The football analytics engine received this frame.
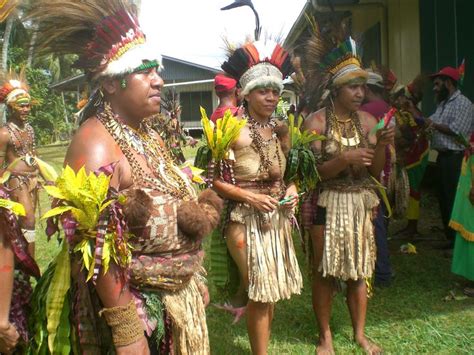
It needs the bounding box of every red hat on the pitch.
[430,66,460,82]
[214,74,237,92]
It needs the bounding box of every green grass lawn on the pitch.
[34,144,474,354]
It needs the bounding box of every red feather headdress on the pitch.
[27,0,162,80]
[222,39,293,95]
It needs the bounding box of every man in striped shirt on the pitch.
[426,66,473,249]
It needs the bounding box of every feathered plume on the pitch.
[0,0,18,22]
[406,74,428,104]
[222,39,293,81]
[302,14,361,110]
[377,65,398,92]
[26,0,139,77]
[0,68,30,105]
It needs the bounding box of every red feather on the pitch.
[243,43,260,66]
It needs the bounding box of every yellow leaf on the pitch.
[0,170,11,184]
[0,198,26,216]
[35,157,58,182]
[43,185,67,200]
[41,206,73,220]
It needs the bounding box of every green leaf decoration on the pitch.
[46,241,71,353]
[209,228,230,288]
[52,292,71,355]
[370,176,393,218]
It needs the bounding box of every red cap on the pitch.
[430,66,460,82]
[214,74,237,92]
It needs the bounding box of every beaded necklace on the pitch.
[246,114,282,177]
[327,109,366,152]
[6,121,36,159]
[97,103,194,200]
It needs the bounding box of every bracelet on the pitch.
[99,300,144,347]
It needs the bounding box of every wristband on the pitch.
[99,300,144,347]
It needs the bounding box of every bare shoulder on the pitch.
[357,110,378,133]
[303,108,326,132]
[64,117,122,172]
[0,126,10,145]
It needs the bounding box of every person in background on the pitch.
[450,133,474,296]
[360,69,390,119]
[391,75,430,239]
[0,69,41,355]
[426,66,473,250]
[360,69,393,287]
[210,73,240,123]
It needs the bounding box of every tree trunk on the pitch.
[27,29,37,67]
[1,16,14,71]
[0,16,14,124]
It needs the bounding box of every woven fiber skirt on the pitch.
[317,188,379,281]
[230,204,303,303]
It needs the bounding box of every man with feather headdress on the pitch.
[27,1,222,353]
[0,69,41,354]
[302,18,394,354]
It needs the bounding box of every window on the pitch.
[180,91,213,122]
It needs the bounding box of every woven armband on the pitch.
[99,300,144,347]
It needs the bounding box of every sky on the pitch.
[139,0,307,69]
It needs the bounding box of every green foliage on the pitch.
[285,114,325,191]
[275,97,290,119]
[26,68,73,145]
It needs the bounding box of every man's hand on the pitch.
[245,192,278,212]
[343,148,375,167]
[376,126,395,147]
[0,323,20,354]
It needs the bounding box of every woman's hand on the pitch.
[376,126,395,147]
[245,192,278,212]
[116,336,150,355]
[0,323,20,354]
[343,148,375,167]
[280,184,299,211]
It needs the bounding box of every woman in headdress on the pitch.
[211,38,303,354]
[28,1,222,353]
[302,20,394,354]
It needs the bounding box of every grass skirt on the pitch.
[318,189,379,281]
[230,205,303,303]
